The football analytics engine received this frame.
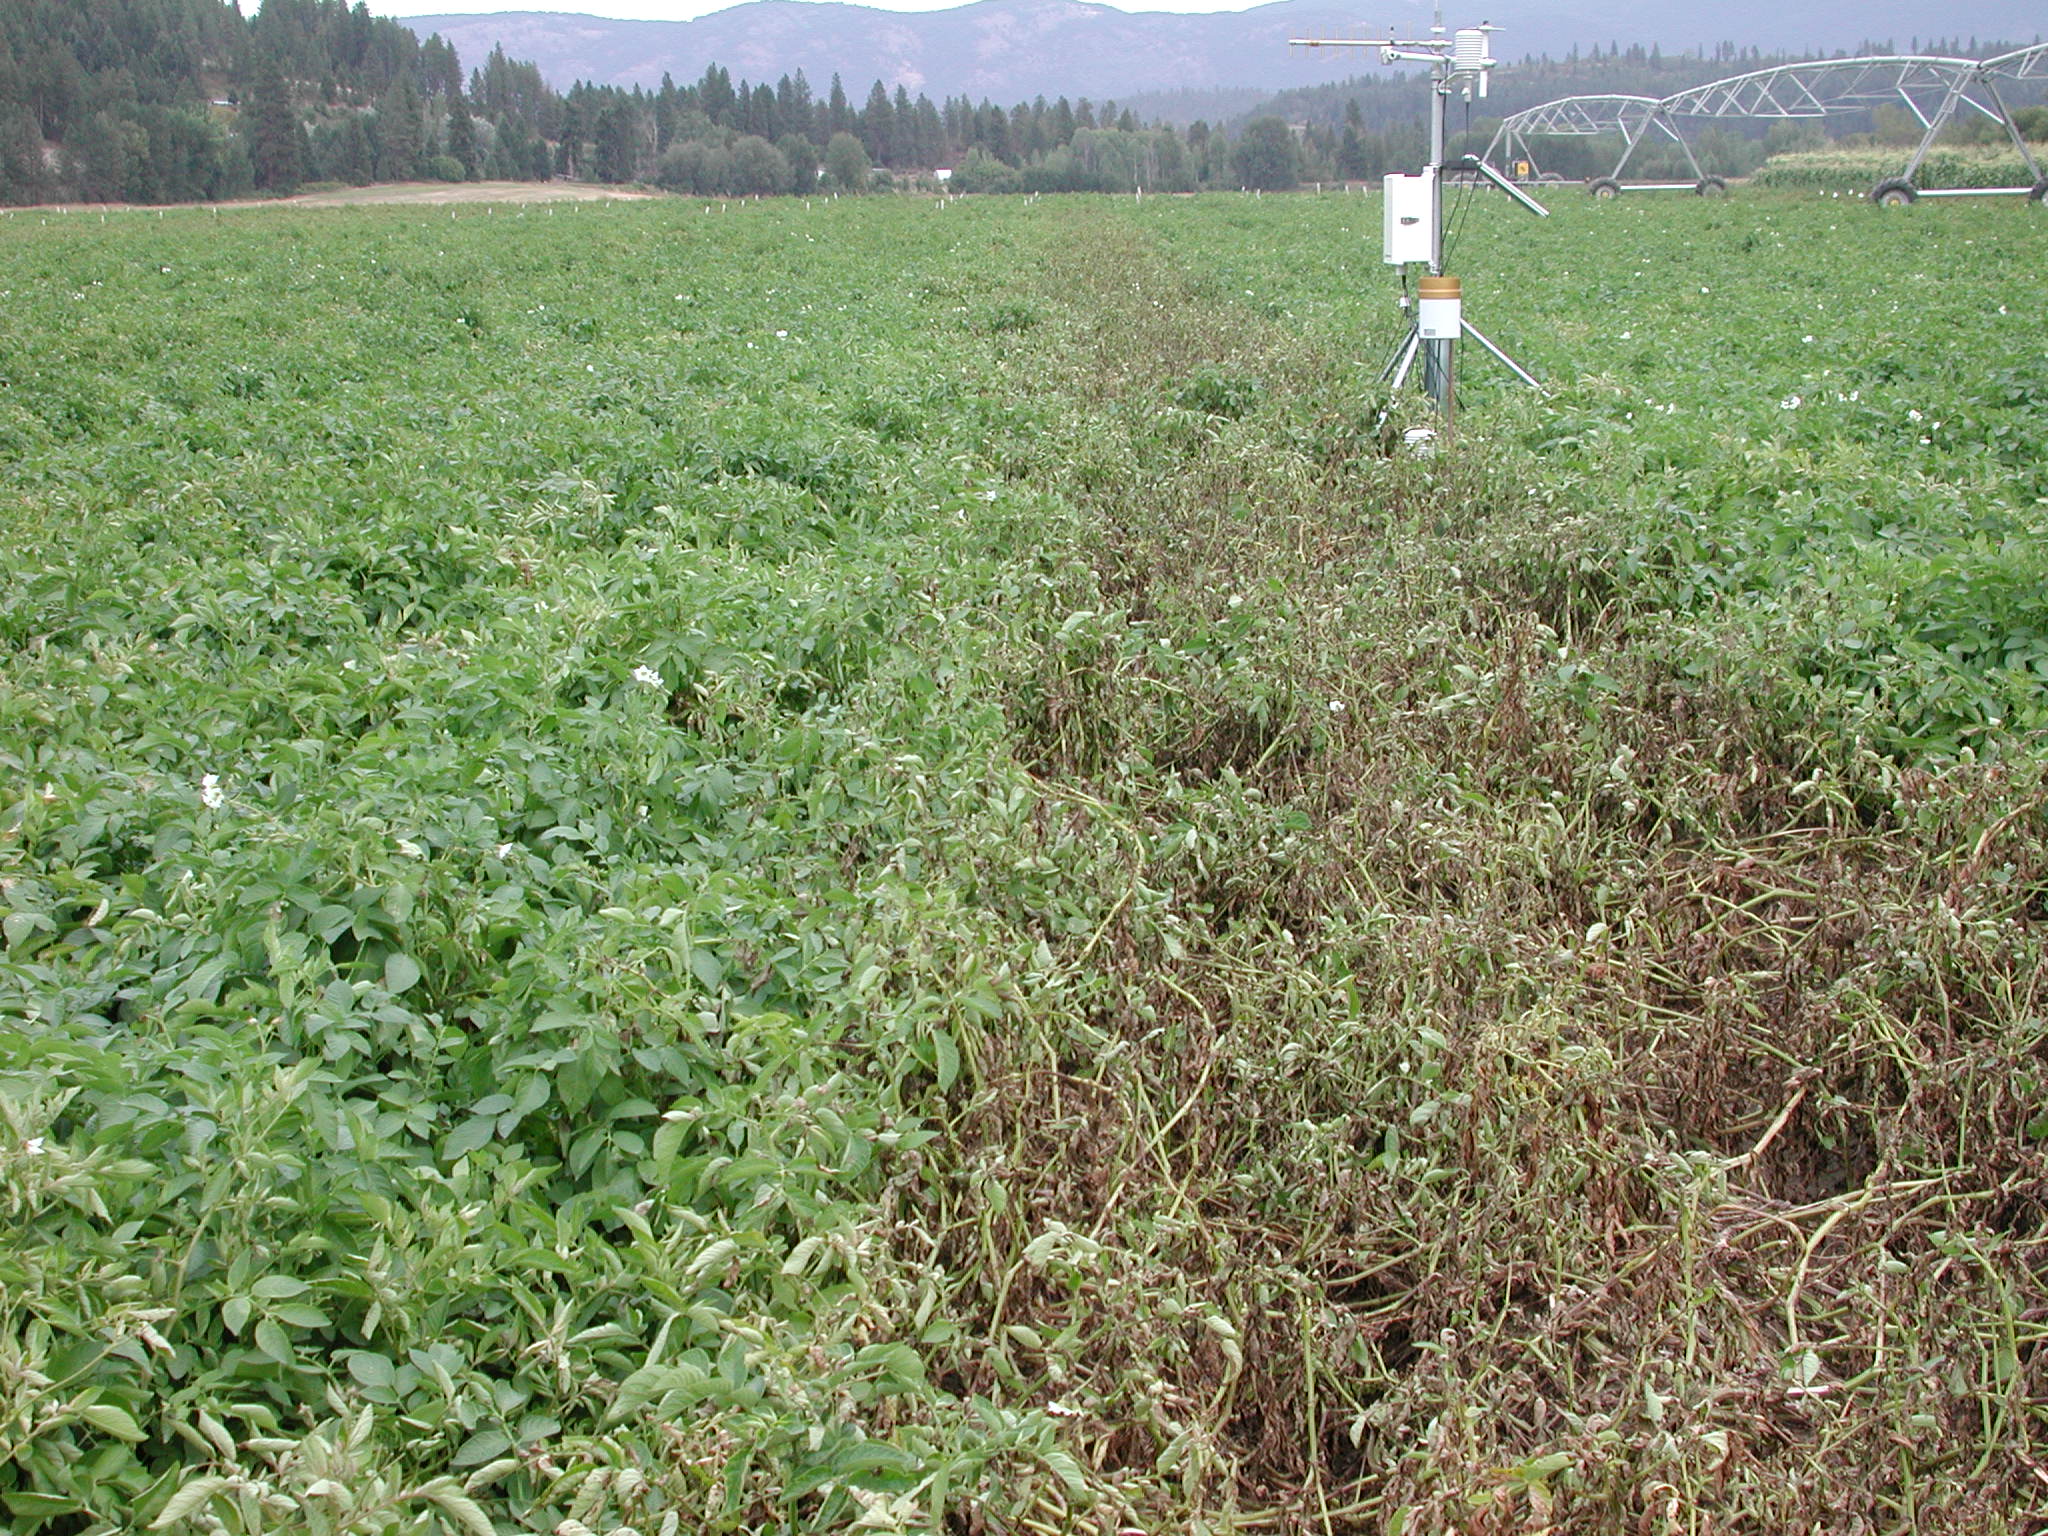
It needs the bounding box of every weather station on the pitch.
[1291,13,1548,426]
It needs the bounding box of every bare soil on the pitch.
[284,180,659,207]
[6,180,660,215]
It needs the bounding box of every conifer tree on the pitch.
[1337,98,1368,179]
[699,64,734,125]
[247,53,305,192]
[0,106,52,205]
[860,80,892,164]
[376,73,421,180]
[891,85,916,165]
[592,99,634,182]
[984,104,1012,164]
[915,97,944,166]
[777,72,812,142]
[445,91,478,178]
[555,93,587,177]
[64,112,130,201]
[336,112,373,184]
[654,73,679,150]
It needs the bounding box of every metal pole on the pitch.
[1428,61,1447,272]
[1666,113,1706,180]
[1981,77,2045,181]
[1460,319,1539,386]
[1422,335,1454,415]
[1902,83,1965,184]
[1422,60,1453,415]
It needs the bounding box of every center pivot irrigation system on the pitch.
[1485,45,2048,202]
[1291,16,1547,423]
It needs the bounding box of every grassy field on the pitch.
[2,188,2046,1535]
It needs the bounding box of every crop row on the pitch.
[4,188,2048,1533]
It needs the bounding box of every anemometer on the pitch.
[1292,12,1547,422]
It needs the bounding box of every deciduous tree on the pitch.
[824,129,868,191]
[1232,116,1299,190]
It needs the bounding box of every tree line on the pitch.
[490,67,1418,195]
[607,69,1263,195]
[5,1,2037,207]
[0,0,1331,208]
[0,0,506,203]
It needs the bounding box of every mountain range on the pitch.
[396,0,2044,101]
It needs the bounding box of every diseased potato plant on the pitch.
[1,189,2044,1535]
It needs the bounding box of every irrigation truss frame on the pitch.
[1484,43,2048,202]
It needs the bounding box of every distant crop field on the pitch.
[1752,146,2045,193]
[3,190,2046,1535]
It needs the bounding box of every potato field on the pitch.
[2,188,2046,1535]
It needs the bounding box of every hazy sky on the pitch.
[372,0,1272,18]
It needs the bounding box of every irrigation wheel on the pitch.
[1587,177,1622,199]
[1694,175,1728,196]
[2030,179,2048,205]
[1872,179,1919,206]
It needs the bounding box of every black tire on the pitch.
[1587,177,1622,200]
[1694,175,1728,196]
[1872,179,1918,206]
[2029,179,2048,204]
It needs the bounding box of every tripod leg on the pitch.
[1460,319,1540,387]
[1385,328,1421,390]
[1380,327,1416,384]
